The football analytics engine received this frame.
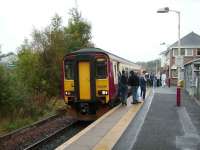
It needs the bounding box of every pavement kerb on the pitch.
[93,88,152,150]
[55,103,121,150]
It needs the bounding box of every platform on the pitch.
[114,87,200,150]
[56,89,152,150]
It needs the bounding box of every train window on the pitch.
[65,61,74,80]
[96,58,107,79]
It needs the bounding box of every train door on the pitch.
[78,61,91,100]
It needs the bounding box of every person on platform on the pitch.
[140,71,147,100]
[119,70,128,105]
[117,71,122,98]
[161,72,167,87]
[128,71,140,104]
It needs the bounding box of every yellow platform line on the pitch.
[56,104,121,150]
[93,89,152,150]
[93,103,143,150]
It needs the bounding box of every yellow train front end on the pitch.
[63,50,110,120]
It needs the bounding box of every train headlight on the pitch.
[98,90,108,95]
[65,91,73,96]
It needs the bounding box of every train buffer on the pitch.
[56,87,200,150]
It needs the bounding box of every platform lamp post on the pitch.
[157,7,182,82]
[157,7,182,106]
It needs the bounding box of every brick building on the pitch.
[160,32,200,85]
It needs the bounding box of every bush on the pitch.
[0,65,13,117]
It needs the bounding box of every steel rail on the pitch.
[0,114,60,141]
[24,121,78,150]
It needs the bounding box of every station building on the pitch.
[160,32,200,85]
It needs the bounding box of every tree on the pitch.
[36,10,93,97]
[64,8,93,52]
[0,65,12,117]
[136,59,161,73]
[36,14,65,97]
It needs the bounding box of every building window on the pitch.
[173,48,186,56]
[173,48,178,56]
[185,48,193,56]
[180,48,185,56]
[197,48,200,56]
[171,69,178,78]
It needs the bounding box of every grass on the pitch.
[0,98,66,135]
[2,118,35,132]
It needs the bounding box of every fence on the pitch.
[184,59,200,100]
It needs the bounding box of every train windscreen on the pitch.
[96,58,107,79]
[65,61,74,80]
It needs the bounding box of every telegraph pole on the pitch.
[75,0,78,10]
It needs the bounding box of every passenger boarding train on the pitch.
[62,48,141,120]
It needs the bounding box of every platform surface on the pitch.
[56,90,150,150]
[114,87,200,150]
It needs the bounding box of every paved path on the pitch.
[114,87,200,150]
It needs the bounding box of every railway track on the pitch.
[24,121,91,150]
[0,112,79,150]
[24,120,77,150]
[0,114,59,141]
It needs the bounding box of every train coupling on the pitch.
[80,103,89,115]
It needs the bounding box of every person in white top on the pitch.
[161,73,166,87]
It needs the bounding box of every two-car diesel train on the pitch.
[62,48,141,120]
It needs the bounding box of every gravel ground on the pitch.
[36,121,91,150]
[0,115,75,150]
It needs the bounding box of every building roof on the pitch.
[159,49,169,55]
[169,32,200,48]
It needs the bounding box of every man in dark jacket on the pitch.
[128,71,140,104]
[120,70,128,105]
[140,72,147,100]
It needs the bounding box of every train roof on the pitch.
[66,48,141,70]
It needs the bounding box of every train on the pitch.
[62,48,141,120]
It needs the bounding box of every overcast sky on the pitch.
[0,0,200,62]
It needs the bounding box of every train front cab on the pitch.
[63,52,111,119]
